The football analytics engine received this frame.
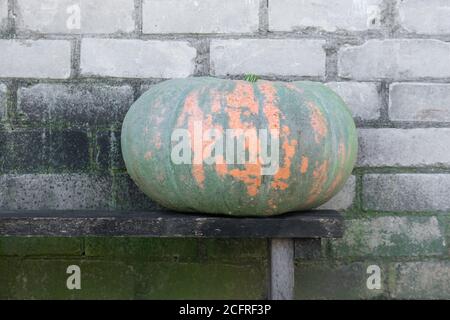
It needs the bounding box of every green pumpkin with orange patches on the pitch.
[121,77,357,216]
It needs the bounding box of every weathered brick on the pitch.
[135,261,267,299]
[269,0,382,32]
[210,39,326,77]
[17,83,134,126]
[0,83,6,121]
[0,237,82,256]
[0,174,112,210]
[319,175,355,210]
[358,128,450,167]
[110,130,124,169]
[0,0,7,32]
[438,215,450,252]
[0,258,21,299]
[142,0,259,34]
[3,259,135,299]
[0,40,71,79]
[0,129,89,172]
[329,216,446,258]
[0,258,266,299]
[202,239,267,262]
[95,131,112,170]
[326,82,381,120]
[0,129,46,172]
[80,39,196,78]
[392,261,450,299]
[389,83,450,122]
[85,238,199,261]
[363,174,450,211]
[95,130,124,170]
[338,39,450,80]
[85,238,266,263]
[113,173,163,211]
[398,0,450,35]
[47,129,89,170]
[295,261,387,299]
[16,0,134,34]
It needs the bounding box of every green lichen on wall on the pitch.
[0,238,268,299]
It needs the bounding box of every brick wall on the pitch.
[0,0,450,299]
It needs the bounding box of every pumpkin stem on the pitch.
[244,74,259,83]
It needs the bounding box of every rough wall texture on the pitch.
[0,0,449,299]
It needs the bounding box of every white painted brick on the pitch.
[327,82,381,120]
[0,174,112,210]
[358,128,450,167]
[80,39,196,78]
[269,0,382,32]
[15,0,135,34]
[211,39,326,77]
[319,175,355,210]
[399,0,450,35]
[338,39,450,80]
[390,83,450,122]
[0,0,7,31]
[0,40,71,79]
[363,174,450,211]
[143,0,259,34]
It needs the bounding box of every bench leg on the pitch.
[269,238,294,300]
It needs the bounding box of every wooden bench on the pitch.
[0,209,343,300]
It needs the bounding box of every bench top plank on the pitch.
[0,210,343,238]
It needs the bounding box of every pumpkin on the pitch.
[121,77,357,216]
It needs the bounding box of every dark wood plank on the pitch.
[0,210,343,238]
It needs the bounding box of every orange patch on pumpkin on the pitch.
[272,180,289,190]
[218,82,263,196]
[210,90,222,113]
[259,82,281,130]
[258,83,297,191]
[177,92,206,188]
[309,102,328,144]
[306,160,329,205]
[192,164,205,188]
[177,92,204,127]
[229,164,261,197]
[215,155,228,177]
[271,126,297,191]
[225,82,258,130]
[300,156,309,174]
[226,81,259,114]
